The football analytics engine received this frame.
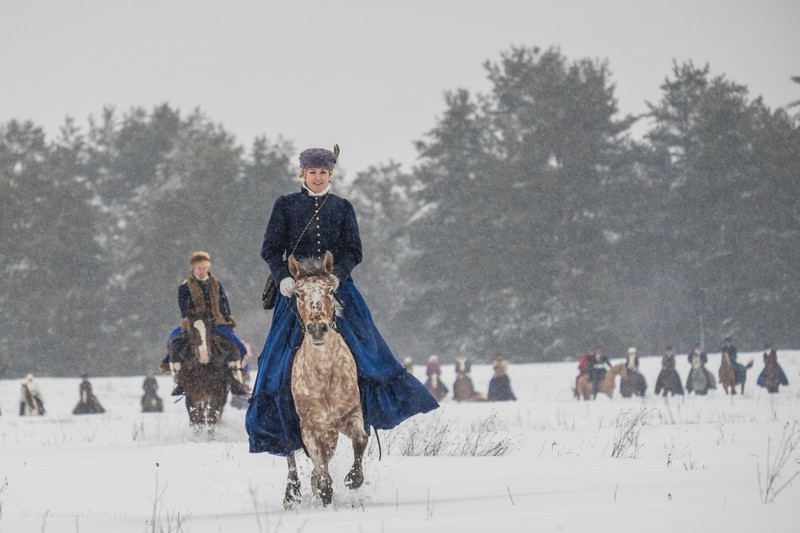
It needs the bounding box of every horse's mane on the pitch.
[292,255,342,316]
[292,256,337,281]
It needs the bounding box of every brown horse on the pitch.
[757,349,789,393]
[719,350,753,395]
[453,373,486,402]
[176,318,234,432]
[655,370,683,397]
[283,252,367,509]
[575,363,628,400]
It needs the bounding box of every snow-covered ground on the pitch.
[1,350,798,533]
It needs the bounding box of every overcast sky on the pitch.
[1,0,798,175]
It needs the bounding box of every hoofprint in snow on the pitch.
[1,351,798,533]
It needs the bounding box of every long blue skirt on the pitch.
[246,279,438,456]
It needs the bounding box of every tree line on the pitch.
[1,46,798,376]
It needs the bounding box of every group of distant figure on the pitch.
[574,338,789,400]
[8,339,789,416]
[11,369,254,417]
[15,373,108,416]
[12,372,184,417]
[416,352,517,402]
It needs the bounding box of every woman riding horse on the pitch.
[72,373,105,415]
[246,146,439,459]
[620,346,647,398]
[721,337,748,388]
[686,344,716,395]
[163,251,249,396]
[654,346,684,396]
[453,353,481,401]
[425,354,448,401]
[587,348,612,396]
[756,343,789,393]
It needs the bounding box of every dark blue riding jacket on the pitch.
[261,188,362,284]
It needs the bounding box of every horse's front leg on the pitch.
[303,429,335,506]
[283,453,302,510]
[343,415,368,490]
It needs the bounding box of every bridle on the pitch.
[289,273,342,334]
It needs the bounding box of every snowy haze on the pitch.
[1,0,799,174]
[1,350,798,532]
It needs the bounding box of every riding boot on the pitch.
[170,362,184,396]
[228,361,249,396]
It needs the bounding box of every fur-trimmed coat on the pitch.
[178,274,233,327]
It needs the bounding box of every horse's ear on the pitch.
[322,251,334,274]
[288,255,300,279]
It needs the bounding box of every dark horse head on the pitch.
[288,251,341,346]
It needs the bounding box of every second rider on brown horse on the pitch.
[162,251,249,396]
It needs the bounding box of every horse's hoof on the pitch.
[284,482,301,509]
[320,489,333,507]
[344,468,364,489]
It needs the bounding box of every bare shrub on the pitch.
[368,412,519,457]
[147,463,191,533]
[757,420,800,504]
[610,407,649,458]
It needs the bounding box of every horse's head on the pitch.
[288,251,340,345]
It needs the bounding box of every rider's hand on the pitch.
[279,277,295,297]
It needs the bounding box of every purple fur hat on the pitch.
[299,146,339,170]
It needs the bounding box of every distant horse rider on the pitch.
[19,374,45,416]
[72,373,105,415]
[588,347,612,395]
[162,251,249,396]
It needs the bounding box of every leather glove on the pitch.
[279,277,296,297]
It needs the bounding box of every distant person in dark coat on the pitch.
[73,374,105,415]
[655,346,684,396]
[141,372,163,412]
[487,353,517,401]
[424,354,449,401]
[756,344,789,393]
[588,348,612,395]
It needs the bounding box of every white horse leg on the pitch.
[283,453,301,510]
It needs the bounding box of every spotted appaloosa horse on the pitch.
[283,252,368,509]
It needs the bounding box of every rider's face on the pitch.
[303,168,331,194]
[192,262,210,280]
